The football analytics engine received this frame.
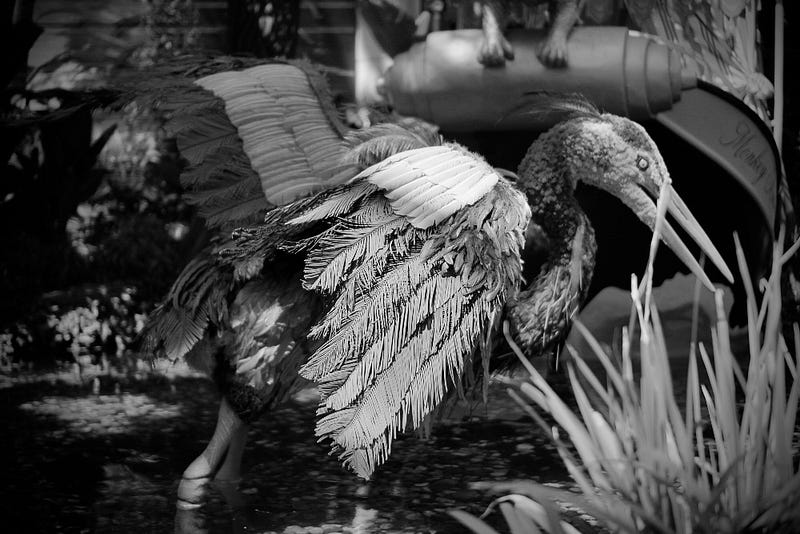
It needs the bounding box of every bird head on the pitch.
[519,110,733,291]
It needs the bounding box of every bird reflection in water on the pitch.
[174,481,378,534]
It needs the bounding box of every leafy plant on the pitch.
[453,184,800,533]
[1,283,148,370]
[0,0,202,374]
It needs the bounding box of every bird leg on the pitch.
[177,398,244,509]
[214,422,247,483]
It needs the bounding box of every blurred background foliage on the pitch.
[2,0,309,374]
[1,0,203,373]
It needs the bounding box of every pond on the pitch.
[5,348,789,534]
[2,368,587,534]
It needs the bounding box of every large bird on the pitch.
[137,59,732,509]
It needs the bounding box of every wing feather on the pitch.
[288,162,531,478]
[139,247,234,361]
[140,60,448,365]
[195,64,355,207]
[361,145,500,229]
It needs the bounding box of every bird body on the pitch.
[507,207,595,357]
[135,59,731,508]
[215,266,321,420]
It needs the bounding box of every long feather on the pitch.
[293,166,530,478]
[139,248,233,362]
[195,64,355,206]
[362,144,501,229]
[138,60,452,377]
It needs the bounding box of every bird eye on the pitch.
[636,156,649,171]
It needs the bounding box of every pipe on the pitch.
[379,27,695,131]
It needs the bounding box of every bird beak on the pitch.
[617,180,734,291]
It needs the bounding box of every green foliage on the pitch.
[455,190,800,532]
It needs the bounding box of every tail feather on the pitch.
[344,120,442,169]
[139,249,233,362]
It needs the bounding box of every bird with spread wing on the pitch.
[135,59,733,509]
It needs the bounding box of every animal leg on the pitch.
[177,398,244,509]
[215,423,248,483]
[479,0,514,66]
[536,0,578,68]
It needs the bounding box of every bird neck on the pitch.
[507,206,596,359]
[508,132,598,358]
[515,127,583,235]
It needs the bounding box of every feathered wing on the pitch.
[239,144,532,478]
[151,59,355,230]
[138,60,358,361]
[140,244,233,360]
[193,63,355,211]
[218,121,444,283]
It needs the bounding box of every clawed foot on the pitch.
[537,33,568,68]
[478,34,514,67]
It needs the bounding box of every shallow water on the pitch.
[2,372,579,534]
[3,354,795,534]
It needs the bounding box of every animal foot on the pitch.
[537,34,568,68]
[478,35,514,67]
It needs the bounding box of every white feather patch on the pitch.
[359,145,499,229]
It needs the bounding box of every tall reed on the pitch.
[453,182,800,533]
